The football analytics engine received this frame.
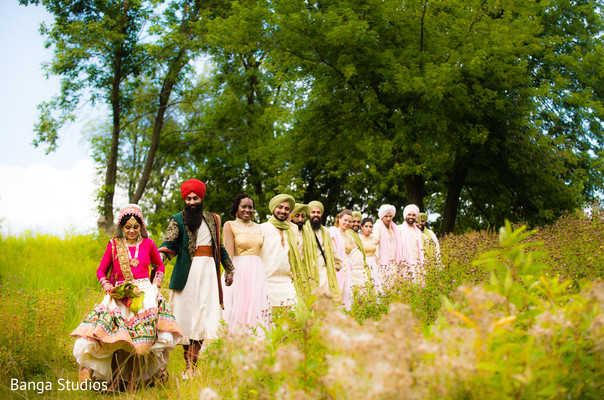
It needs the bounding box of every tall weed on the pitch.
[195,222,603,399]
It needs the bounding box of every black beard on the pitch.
[295,220,305,230]
[352,226,360,232]
[310,218,322,230]
[184,202,204,232]
[274,212,288,222]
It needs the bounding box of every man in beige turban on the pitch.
[301,201,343,303]
[291,203,309,231]
[351,211,363,233]
[260,194,306,307]
[290,203,310,249]
[417,213,440,265]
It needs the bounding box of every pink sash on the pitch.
[376,219,403,265]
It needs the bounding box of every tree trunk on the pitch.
[130,50,187,203]
[101,4,128,235]
[130,0,202,204]
[440,157,468,235]
[404,174,425,212]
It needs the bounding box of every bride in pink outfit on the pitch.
[71,204,182,392]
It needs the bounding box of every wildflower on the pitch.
[272,344,303,374]
[199,387,220,400]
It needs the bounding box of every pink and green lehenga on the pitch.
[71,237,182,387]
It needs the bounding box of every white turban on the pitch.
[378,204,396,219]
[403,204,420,218]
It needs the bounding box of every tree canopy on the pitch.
[25,0,604,234]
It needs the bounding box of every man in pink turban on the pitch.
[159,179,234,379]
[372,204,404,288]
[398,204,424,282]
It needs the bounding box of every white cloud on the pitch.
[0,160,98,236]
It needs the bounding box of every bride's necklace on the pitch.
[123,238,140,267]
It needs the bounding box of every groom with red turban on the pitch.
[159,179,234,378]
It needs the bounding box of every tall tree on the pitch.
[24,0,229,233]
[129,0,220,204]
[22,0,153,233]
[179,0,295,221]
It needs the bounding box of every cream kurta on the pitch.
[344,232,367,285]
[169,220,221,343]
[290,222,304,254]
[310,228,344,291]
[421,228,441,263]
[260,222,297,307]
[314,229,330,290]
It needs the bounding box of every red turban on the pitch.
[180,179,206,200]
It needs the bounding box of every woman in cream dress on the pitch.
[222,194,270,337]
[360,217,382,293]
[329,210,371,308]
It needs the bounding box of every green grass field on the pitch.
[1,210,603,399]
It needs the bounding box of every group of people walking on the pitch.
[70,178,441,391]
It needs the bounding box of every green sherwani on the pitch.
[159,211,234,303]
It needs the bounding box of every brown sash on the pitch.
[194,245,213,257]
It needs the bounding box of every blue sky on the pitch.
[0,2,98,235]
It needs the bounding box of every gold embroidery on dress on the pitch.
[163,219,179,243]
[113,238,136,282]
[205,212,224,256]
[204,212,217,244]
[184,224,197,260]
[232,218,261,235]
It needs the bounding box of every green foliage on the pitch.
[0,233,104,292]
[2,213,604,399]
[23,0,604,234]
[21,0,153,151]
[199,302,330,398]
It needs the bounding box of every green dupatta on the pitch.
[302,220,342,303]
